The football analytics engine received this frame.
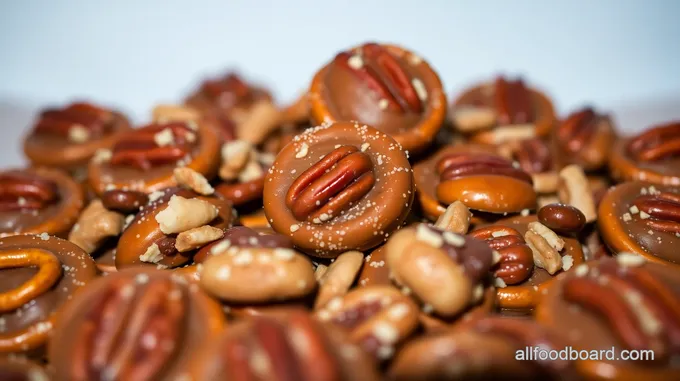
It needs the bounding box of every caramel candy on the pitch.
[536,256,680,380]
[88,118,220,196]
[0,234,97,354]
[554,107,616,171]
[49,268,225,381]
[264,121,414,257]
[309,42,446,154]
[389,316,575,381]
[0,167,84,237]
[192,309,381,380]
[598,181,680,267]
[450,75,557,144]
[610,121,680,185]
[23,101,131,171]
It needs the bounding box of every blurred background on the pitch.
[1,0,679,165]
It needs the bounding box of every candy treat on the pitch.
[610,121,680,185]
[536,255,680,380]
[449,75,557,145]
[6,38,680,380]
[264,121,414,257]
[0,234,97,355]
[309,42,447,154]
[598,181,680,267]
[23,101,132,172]
[0,167,84,237]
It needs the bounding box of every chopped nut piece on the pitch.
[173,167,214,195]
[491,125,536,144]
[68,200,125,254]
[139,243,162,264]
[558,165,597,223]
[68,125,90,143]
[236,100,281,145]
[154,128,175,147]
[175,225,224,252]
[434,201,471,234]
[155,195,218,234]
[415,224,443,248]
[525,230,562,275]
[616,252,646,267]
[451,105,497,132]
[314,251,364,309]
[527,221,565,251]
[238,159,264,183]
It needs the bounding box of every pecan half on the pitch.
[71,276,186,381]
[335,43,423,113]
[557,107,600,153]
[0,171,59,211]
[627,121,680,161]
[316,286,420,361]
[436,153,533,184]
[494,76,534,125]
[110,122,197,170]
[631,192,680,234]
[469,226,534,285]
[33,102,114,140]
[563,262,680,360]
[217,312,344,381]
[286,145,375,222]
[201,73,254,109]
[512,138,553,174]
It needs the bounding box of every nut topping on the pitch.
[33,102,114,140]
[110,122,197,170]
[316,286,419,360]
[335,43,423,113]
[524,222,564,275]
[627,121,680,162]
[434,201,472,234]
[558,107,601,153]
[537,203,586,234]
[494,76,534,126]
[558,165,597,223]
[512,138,553,174]
[631,192,680,234]
[436,153,533,184]
[70,276,186,381]
[286,145,375,222]
[469,226,534,285]
[0,171,59,211]
[562,261,680,359]
[155,195,219,234]
[68,200,125,254]
[314,250,365,309]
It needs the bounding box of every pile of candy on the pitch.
[1,41,679,381]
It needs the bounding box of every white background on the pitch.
[1,0,679,166]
